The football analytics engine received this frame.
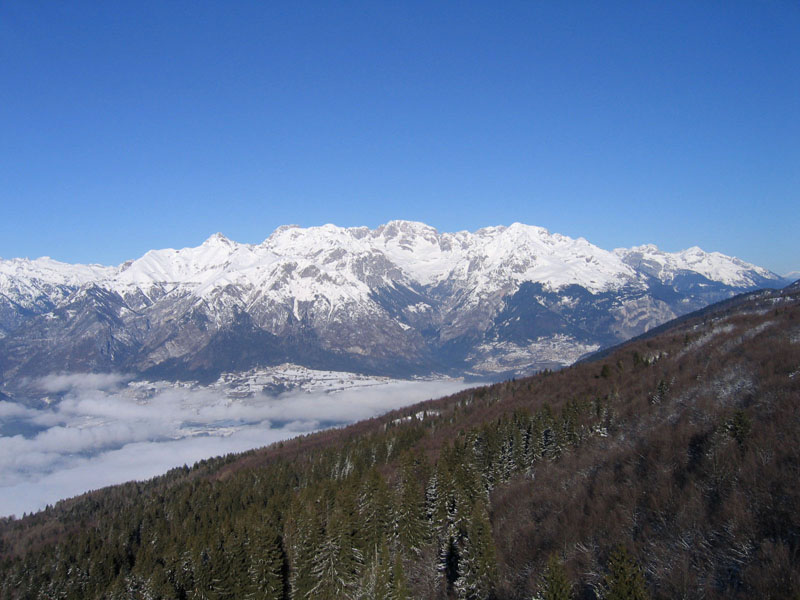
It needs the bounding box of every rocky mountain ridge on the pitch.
[0,221,786,395]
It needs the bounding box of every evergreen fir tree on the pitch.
[425,470,440,526]
[307,499,363,600]
[359,541,392,600]
[525,417,544,468]
[286,500,320,600]
[247,523,285,600]
[603,546,649,600]
[223,530,251,599]
[390,554,411,600]
[536,554,572,600]
[454,501,498,600]
[173,550,195,598]
[393,458,425,553]
[728,409,752,449]
[358,468,391,552]
[191,548,215,600]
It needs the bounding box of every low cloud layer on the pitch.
[0,377,472,518]
[35,372,131,393]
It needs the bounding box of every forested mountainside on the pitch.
[1,284,798,599]
[0,221,785,390]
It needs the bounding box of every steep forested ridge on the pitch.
[1,286,798,599]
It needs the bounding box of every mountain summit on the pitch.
[0,222,785,391]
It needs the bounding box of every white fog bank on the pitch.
[0,376,474,518]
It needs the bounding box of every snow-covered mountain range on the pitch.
[0,221,786,396]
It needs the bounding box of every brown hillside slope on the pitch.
[1,286,798,599]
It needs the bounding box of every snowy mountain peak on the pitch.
[0,221,787,383]
[0,256,114,289]
[0,257,117,313]
[377,220,439,237]
[203,232,233,246]
[615,244,777,287]
[1,223,783,310]
[507,222,549,235]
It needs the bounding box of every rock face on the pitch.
[0,221,786,388]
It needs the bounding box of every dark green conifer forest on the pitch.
[1,286,799,599]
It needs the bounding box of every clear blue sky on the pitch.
[1,1,798,275]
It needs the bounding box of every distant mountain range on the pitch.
[0,221,787,394]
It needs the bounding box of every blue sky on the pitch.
[1,1,798,275]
